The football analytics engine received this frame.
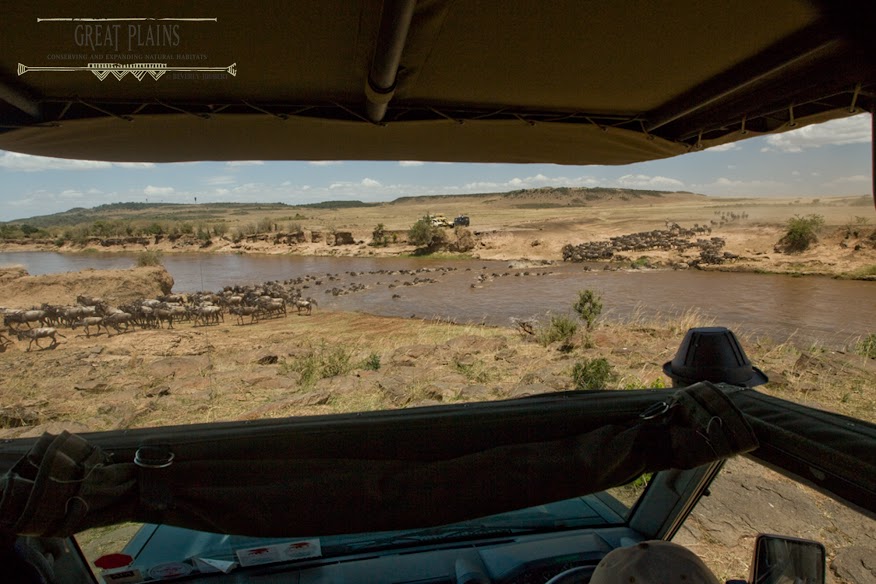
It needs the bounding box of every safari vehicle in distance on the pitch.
[429,213,455,228]
[0,2,874,584]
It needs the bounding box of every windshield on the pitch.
[77,480,647,576]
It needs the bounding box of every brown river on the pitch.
[2,251,874,347]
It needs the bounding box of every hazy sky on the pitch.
[0,113,871,222]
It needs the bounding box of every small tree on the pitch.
[20,224,41,237]
[408,215,445,249]
[573,289,603,330]
[778,214,824,252]
[371,223,387,247]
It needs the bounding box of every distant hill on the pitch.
[4,202,295,228]
[2,187,704,228]
[390,186,704,208]
[297,200,379,209]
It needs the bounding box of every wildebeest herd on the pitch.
[0,266,467,352]
[561,223,734,266]
[1,264,529,352]
[1,284,319,351]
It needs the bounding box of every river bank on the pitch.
[3,192,875,279]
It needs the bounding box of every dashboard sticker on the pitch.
[236,539,321,567]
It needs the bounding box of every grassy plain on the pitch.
[1,285,873,581]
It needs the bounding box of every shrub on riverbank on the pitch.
[571,357,615,390]
[573,289,603,330]
[136,250,163,267]
[371,223,388,247]
[537,314,578,351]
[855,334,876,358]
[280,343,355,387]
[777,214,824,252]
[407,215,446,250]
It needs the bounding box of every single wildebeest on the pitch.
[71,316,107,337]
[230,305,260,325]
[102,312,133,334]
[295,298,318,315]
[17,327,65,351]
[76,295,103,307]
[4,309,48,330]
[62,305,97,326]
[193,304,223,326]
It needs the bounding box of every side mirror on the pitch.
[749,534,825,584]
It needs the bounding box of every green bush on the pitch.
[322,346,353,378]
[67,227,90,246]
[855,334,876,358]
[144,222,165,235]
[628,472,653,489]
[362,353,381,371]
[573,289,603,330]
[136,250,163,267]
[371,223,387,247]
[453,357,492,383]
[0,225,21,239]
[283,353,320,387]
[571,358,615,390]
[257,217,275,233]
[779,214,825,252]
[407,215,446,249]
[281,344,355,387]
[538,314,578,350]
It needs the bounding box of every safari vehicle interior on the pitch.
[1,1,875,584]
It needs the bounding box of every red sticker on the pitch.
[95,554,134,570]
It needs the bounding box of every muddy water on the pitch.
[2,251,874,346]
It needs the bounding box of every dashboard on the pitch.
[112,528,642,584]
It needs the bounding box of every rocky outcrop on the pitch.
[332,231,355,245]
[446,228,476,253]
[0,265,174,307]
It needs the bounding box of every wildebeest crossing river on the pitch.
[2,251,874,347]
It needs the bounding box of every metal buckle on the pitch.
[640,401,671,420]
[134,445,174,469]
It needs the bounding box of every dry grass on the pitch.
[7,305,872,575]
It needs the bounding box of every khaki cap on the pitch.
[590,540,720,584]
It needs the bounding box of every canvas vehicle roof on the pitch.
[0,1,873,165]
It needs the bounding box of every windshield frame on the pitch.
[77,464,721,582]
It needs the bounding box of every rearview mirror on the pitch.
[749,534,825,584]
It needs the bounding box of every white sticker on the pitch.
[193,557,237,574]
[147,562,193,580]
[236,539,321,567]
